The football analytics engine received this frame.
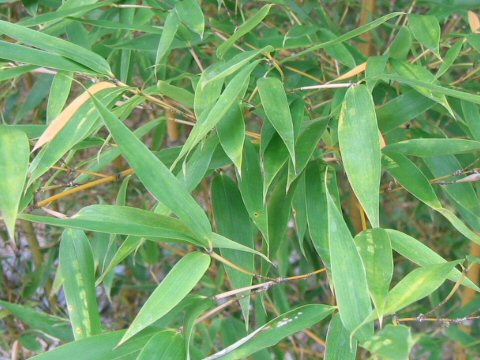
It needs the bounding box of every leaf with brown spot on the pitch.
[33,81,117,151]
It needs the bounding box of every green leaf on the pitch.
[408,14,440,54]
[212,175,254,325]
[354,229,393,322]
[305,161,330,269]
[437,41,463,78]
[29,330,154,360]
[366,55,388,92]
[383,152,441,208]
[60,229,101,339]
[92,95,212,247]
[0,20,111,75]
[155,11,179,68]
[47,71,73,124]
[283,12,403,61]
[20,205,200,245]
[386,229,479,292]
[216,102,245,172]
[175,0,204,38]
[258,77,296,166]
[136,330,185,360]
[119,252,210,345]
[200,46,273,87]
[384,138,480,157]
[0,301,73,341]
[0,128,29,239]
[210,233,269,262]
[338,84,381,227]
[176,60,259,165]
[238,141,268,240]
[325,314,357,360]
[462,100,480,141]
[383,261,462,315]
[262,134,289,201]
[362,325,414,360]
[28,87,125,185]
[216,4,273,59]
[389,26,412,60]
[377,90,435,133]
[183,297,215,359]
[326,169,373,342]
[208,304,335,360]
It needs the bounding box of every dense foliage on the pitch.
[1,0,480,358]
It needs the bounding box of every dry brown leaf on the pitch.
[332,62,367,82]
[33,81,117,151]
[468,11,480,33]
[379,131,386,149]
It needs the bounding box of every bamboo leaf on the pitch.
[216,103,245,172]
[0,128,29,239]
[119,252,210,345]
[35,82,117,151]
[92,96,212,247]
[325,315,357,360]
[386,229,479,292]
[338,84,381,227]
[206,304,335,360]
[60,229,101,339]
[384,138,480,157]
[216,4,273,59]
[0,20,112,75]
[175,0,204,38]
[155,11,179,68]
[136,330,185,360]
[354,229,393,322]
[383,261,462,315]
[408,14,440,54]
[20,205,201,245]
[362,325,414,360]
[326,169,373,342]
[258,77,296,167]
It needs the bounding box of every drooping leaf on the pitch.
[216,102,245,171]
[338,84,381,227]
[326,169,373,342]
[325,314,357,360]
[60,229,101,339]
[175,0,204,38]
[354,229,393,322]
[119,252,210,345]
[0,128,29,239]
[92,95,212,247]
[258,77,296,167]
[155,11,179,68]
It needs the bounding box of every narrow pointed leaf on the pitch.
[207,304,335,360]
[216,103,245,171]
[20,205,200,245]
[383,261,462,315]
[0,128,29,239]
[354,229,393,321]
[386,229,479,291]
[60,229,101,339]
[325,315,357,360]
[92,96,212,247]
[384,138,480,157]
[258,77,296,166]
[408,14,440,54]
[338,84,381,227]
[119,252,210,345]
[326,170,373,342]
[0,20,111,75]
[155,11,179,67]
[216,4,273,59]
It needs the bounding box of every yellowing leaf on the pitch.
[468,11,480,33]
[333,62,366,81]
[34,81,117,151]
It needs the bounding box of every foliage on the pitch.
[1,0,480,358]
